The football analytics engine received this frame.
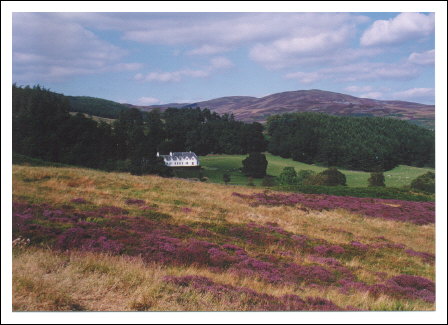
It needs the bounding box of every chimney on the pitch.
[156,152,159,157]
[170,152,172,156]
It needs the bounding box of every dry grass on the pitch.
[11,165,435,311]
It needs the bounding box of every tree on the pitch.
[410,171,435,193]
[277,167,297,185]
[223,173,231,185]
[296,170,316,185]
[368,172,386,187]
[241,152,268,178]
[261,176,277,187]
[306,167,346,186]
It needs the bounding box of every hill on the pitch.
[195,153,434,188]
[135,89,434,128]
[67,96,130,119]
[12,164,435,311]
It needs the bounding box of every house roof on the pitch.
[160,152,199,161]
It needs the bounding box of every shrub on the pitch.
[296,170,316,185]
[223,173,231,185]
[305,168,346,186]
[242,152,268,178]
[277,167,297,185]
[261,176,277,187]
[368,172,385,187]
[410,172,435,193]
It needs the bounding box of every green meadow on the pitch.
[174,153,434,188]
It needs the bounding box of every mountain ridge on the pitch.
[127,89,434,128]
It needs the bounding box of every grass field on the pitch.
[186,154,434,187]
[11,164,435,311]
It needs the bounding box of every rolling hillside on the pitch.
[59,89,434,129]
[137,89,435,128]
[195,154,434,188]
[12,164,435,311]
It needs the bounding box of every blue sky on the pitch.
[12,12,435,105]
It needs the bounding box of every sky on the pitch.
[11,11,436,105]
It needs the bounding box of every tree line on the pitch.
[267,112,435,172]
[13,85,435,176]
[12,85,266,175]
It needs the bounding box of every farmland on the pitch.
[12,164,435,311]
[177,153,434,187]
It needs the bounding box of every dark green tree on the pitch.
[241,152,268,178]
[410,172,435,193]
[277,167,297,185]
[306,167,347,186]
[296,170,316,185]
[223,173,231,185]
[368,172,386,187]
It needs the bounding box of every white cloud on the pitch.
[250,26,353,68]
[408,49,435,65]
[284,71,322,84]
[344,85,373,93]
[13,13,140,82]
[361,13,435,47]
[359,92,383,99]
[210,56,233,69]
[134,57,233,83]
[136,97,160,105]
[392,88,435,100]
[285,62,421,85]
[186,45,230,56]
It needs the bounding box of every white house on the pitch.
[157,151,200,167]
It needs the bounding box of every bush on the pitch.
[261,176,277,187]
[410,172,435,193]
[296,170,316,185]
[368,172,385,187]
[242,152,268,178]
[277,167,297,185]
[223,173,231,185]
[305,168,346,186]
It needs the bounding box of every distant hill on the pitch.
[129,89,434,128]
[66,89,435,129]
[67,96,130,119]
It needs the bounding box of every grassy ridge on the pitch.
[12,165,435,311]
[195,154,434,187]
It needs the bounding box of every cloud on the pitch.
[285,61,420,85]
[361,13,435,47]
[408,49,435,65]
[186,45,230,56]
[344,85,373,93]
[136,97,160,105]
[392,88,434,100]
[134,57,233,83]
[12,13,140,82]
[249,26,353,68]
[284,71,321,84]
[68,12,368,69]
[359,92,383,99]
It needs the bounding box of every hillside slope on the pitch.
[12,165,435,311]
[137,89,434,127]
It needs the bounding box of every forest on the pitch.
[12,85,266,175]
[13,85,435,175]
[267,113,435,172]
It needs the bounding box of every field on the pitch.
[179,154,434,187]
[11,164,435,311]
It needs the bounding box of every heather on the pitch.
[12,165,435,311]
[232,191,435,225]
